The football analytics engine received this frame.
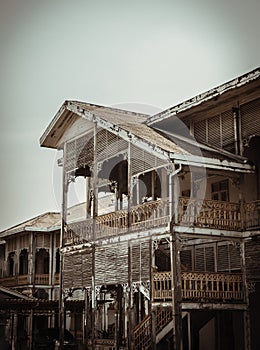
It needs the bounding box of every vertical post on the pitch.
[91,246,96,350]
[170,234,182,350]
[128,243,134,350]
[151,307,156,350]
[91,122,97,350]
[151,170,155,200]
[59,145,68,350]
[240,241,251,350]
[127,142,132,230]
[169,163,182,350]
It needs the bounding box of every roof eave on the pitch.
[147,67,260,126]
[171,153,254,173]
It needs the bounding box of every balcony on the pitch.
[152,271,244,303]
[66,198,260,244]
[0,274,60,287]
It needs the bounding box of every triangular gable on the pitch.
[40,100,188,161]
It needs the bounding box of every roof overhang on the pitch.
[146,67,260,125]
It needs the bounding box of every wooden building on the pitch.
[1,67,259,349]
[39,67,260,350]
[0,213,61,348]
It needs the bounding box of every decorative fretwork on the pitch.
[63,198,260,244]
[244,200,260,229]
[66,218,94,244]
[152,271,244,303]
[178,197,242,230]
[247,281,256,294]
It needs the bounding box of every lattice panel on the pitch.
[65,133,93,172]
[96,128,128,162]
[95,242,128,285]
[130,144,167,175]
[63,250,92,289]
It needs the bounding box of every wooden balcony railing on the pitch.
[244,200,260,229]
[0,274,51,287]
[66,199,169,244]
[152,271,244,303]
[65,198,260,244]
[178,197,242,230]
[34,274,50,285]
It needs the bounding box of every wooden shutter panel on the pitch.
[194,119,207,144]
[217,243,241,272]
[221,110,235,152]
[180,249,193,270]
[131,240,150,282]
[208,115,221,148]
[195,245,215,272]
[241,98,260,140]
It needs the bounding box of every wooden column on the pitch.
[170,233,182,350]
[59,144,68,350]
[240,241,251,350]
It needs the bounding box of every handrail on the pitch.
[133,307,172,349]
[153,271,244,302]
[65,198,260,244]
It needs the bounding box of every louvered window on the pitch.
[217,243,241,272]
[130,144,167,176]
[221,110,235,152]
[194,119,207,144]
[131,240,150,282]
[180,249,193,271]
[195,245,215,272]
[241,98,260,140]
[208,115,221,148]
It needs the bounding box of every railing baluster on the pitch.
[152,271,244,303]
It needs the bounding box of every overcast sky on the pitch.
[0,0,259,231]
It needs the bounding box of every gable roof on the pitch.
[40,88,256,173]
[40,100,189,160]
[0,212,60,238]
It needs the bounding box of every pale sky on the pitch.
[0,0,259,230]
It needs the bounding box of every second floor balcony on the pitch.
[65,197,260,244]
[0,273,60,288]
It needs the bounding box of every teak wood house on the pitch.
[1,67,260,350]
